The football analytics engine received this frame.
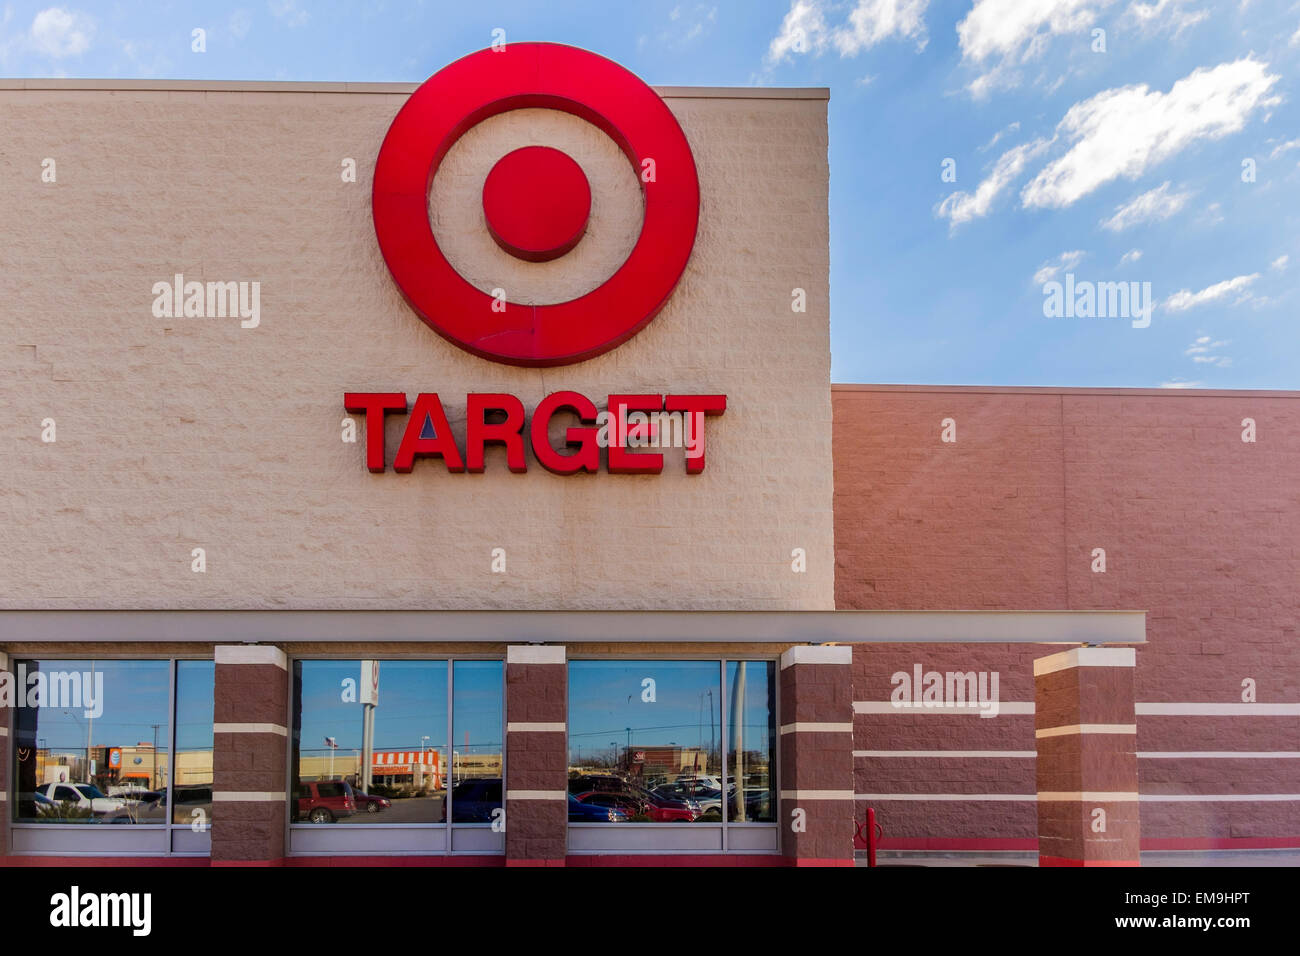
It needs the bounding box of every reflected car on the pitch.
[445,778,503,823]
[574,789,699,823]
[567,792,628,823]
[116,790,164,808]
[296,780,357,823]
[654,782,723,817]
[675,774,725,792]
[34,783,126,815]
[351,790,392,814]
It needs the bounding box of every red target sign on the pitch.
[372,42,700,367]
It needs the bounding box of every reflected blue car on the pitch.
[568,792,628,823]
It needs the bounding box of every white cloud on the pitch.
[1160,379,1206,387]
[1184,334,1231,366]
[935,138,1051,229]
[648,4,718,49]
[978,120,1021,153]
[1033,249,1086,284]
[29,7,93,57]
[768,0,929,62]
[957,0,1116,98]
[229,9,252,39]
[834,0,929,55]
[1124,0,1209,35]
[1100,181,1193,231]
[1021,58,1280,210]
[1291,24,1300,46]
[1163,273,1260,312]
[1269,138,1300,159]
[1120,248,1143,265]
[1271,254,1289,271]
[768,0,830,60]
[268,0,308,28]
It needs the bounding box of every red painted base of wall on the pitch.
[878,838,1039,851]
[880,836,1300,853]
[282,856,505,866]
[505,859,565,867]
[0,857,210,867]
[1040,856,1140,867]
[567,854,790,867]
[1141,836,1300,851]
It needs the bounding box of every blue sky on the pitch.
[2,0,1296,388]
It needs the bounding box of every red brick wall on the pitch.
[834,385,1300,850]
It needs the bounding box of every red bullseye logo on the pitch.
[372,42,701,367]
[482,146,592,262]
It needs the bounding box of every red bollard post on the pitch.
[866,808,881,867]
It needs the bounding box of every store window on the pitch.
[10,658,213,855]
[291,660,448,825]
[172,661,215,827]
[450,660,504,824]
[566,659,777,834]
[724,661,776,823]
[289,659,503,852]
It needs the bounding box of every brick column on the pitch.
[504,645,567,867]
[1035,647,1140,867]
[778,645,855,866]
[0,651,9,860]
[211,645,289,866]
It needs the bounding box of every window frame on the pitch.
[564,654,780,856]
[285,653,505,857]
[7,653,214,858]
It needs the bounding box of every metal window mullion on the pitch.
[720,659,728,837]
[445,659,453,853]
[165,658,178,852]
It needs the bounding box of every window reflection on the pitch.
[566,660,775,825]
[172,661,215,826]
[569,660,733,827]
[291,660,448,825]
[13,660,171,825]
[725,661,776,823]
[449,661,504,823]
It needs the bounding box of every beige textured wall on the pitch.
[0,83,832,611]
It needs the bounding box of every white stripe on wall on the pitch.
[852,749,1299,759]
[1034,647,1135,676]
[1139,752,1300,759]
[1036,723,1136,738]
[506,722,565,733]
[214,722,287,736]
[779,646,852,668]
[854,750,1035,758]
[214,645,287,669]
[854,701,1300,717]
[855,793,1036,801]
[853,701,1034,715]
[1139,794,1300,802]
[779,790,855,800]
[1136,703,1300,716]
[0,726,7,736]
[780,722,853,734]
[505,646,565,665]
[212,792,287,802]
[507,790,566,800]
[853,792,1300,803]
[1038,791,1139,802]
